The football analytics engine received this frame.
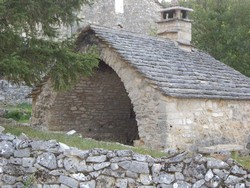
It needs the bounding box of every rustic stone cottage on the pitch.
[30,5,250,151]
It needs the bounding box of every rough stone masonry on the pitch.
[0,128,249,187]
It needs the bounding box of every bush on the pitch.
[3,103,32,122]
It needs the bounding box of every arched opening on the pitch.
[48,61,139,145]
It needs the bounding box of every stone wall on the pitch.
[46,62,138,145]
[60,0,162,38]
[0,80,31,105]
[99,48,168,150]
[0,132,249,187]
[32,80,57,130]
[163,97,250,151]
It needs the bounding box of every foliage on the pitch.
[23,174,36,188]
[3,103,32,122]
[231,151,250,169]
[0,0,99,90]
[182,0,250,77]
[3,125,166,158]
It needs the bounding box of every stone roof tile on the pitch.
[82,25,250,100]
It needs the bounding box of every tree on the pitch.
[184,0,250,77]
[0,0,99,90]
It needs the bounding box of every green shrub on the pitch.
[3,103,32,122]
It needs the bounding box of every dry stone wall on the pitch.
[0,80,31,105]
[0,132,250,188]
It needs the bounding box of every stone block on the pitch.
[37,152,57,170]
[111,163,119,171]
[0,134,15,141]
[192,179,205,188]
[63,157,79,173]
[80,180,96,188]
[116,150,133,157]
[173,181,191,188]
[9,157,22,165]
[212,169,229,180]
[154,173,175,184]
[96,175,116,188]
[14,148,31,158]
[86,155,107,163]
[116,179,128,188]
[206,158,229,169]
[71,173,90,181]
[22,157,35,167]
[205,169,214,181]
[59,175,79,188]
[139,174,152,185]
[0,141,14,158]
[224,175,243,185]
[2,175,17,184]
[231,165,247,176]
[175,172,184,180]
[43,185,60,188]
[118,161,149,174]
[93,162,110,171]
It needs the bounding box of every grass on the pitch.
[3,125,166,158]
[2,123,250,169]
[2,103,32,123]
[231,151,250,169]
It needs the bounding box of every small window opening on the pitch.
[168,10,175,18]
[181,10,187,19]
[162,10,175,20]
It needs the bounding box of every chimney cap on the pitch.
[159,6,193,13]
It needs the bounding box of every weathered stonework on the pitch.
[0,132,249,188]
[32,81,57,130]
[99,48,167,149]
[47,62,138,145]
[162,97,250,151]
[0,80,31,105]
[60,0,162,37]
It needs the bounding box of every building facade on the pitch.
[31,24,250,151]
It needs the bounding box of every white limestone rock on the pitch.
[118,161,149,174]
[80,180,96,188]
[207,158,229,169]
[0,141,14,158]
[59,175,79,188]
[36,152,57,170]
[66,130,76,136]
[86,155,107,163]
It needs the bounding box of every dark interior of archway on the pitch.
[49,61,139,145]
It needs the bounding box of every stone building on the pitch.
[30,3,250,151]
[60,0,162,37]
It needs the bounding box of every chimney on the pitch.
[156,1,193,51]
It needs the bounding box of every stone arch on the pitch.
[32,45,167,149]
[47,59,140,145]
[99,47,168,149]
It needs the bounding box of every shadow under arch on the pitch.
[48,60,139,145]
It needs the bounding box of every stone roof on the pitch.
[79,25,250,100]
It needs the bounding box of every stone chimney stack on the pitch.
[156,0,193,51]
